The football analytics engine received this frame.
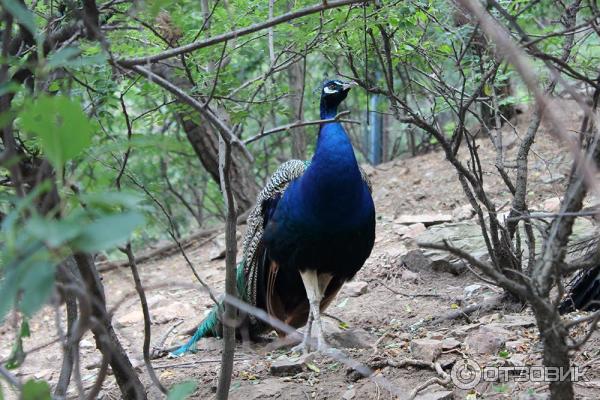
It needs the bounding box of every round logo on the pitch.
[451,358,482,389]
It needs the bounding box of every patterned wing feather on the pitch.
[241,160,308,309]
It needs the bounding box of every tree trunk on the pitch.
[73,253,147,400]
[151,64,259,213]
[179,113,258,212]
[534,309,574,400]
[287,58,307,159]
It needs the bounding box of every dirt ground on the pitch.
[2,99,600,399]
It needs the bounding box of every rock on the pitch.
[360,164,376,176]
[343,281,368,297]
[79,339,95,349]
[508,353,527,367]
[229,380,289,400]
[452,205,475,221]
[505,340,524,352]
[400,249,432,271]
[209,233,227,260]
[493,314,536,329]
[394,224,410,236]
[519,393,548,400]
[442,337,461,350]
[342,388,357,400]
[542,197,561,213]
[431,259,465,275]
[146,294,167,308]
[410,339,443,362]
[34,369,52,380]
[153,301,194,324]
[414,390,453,400]
[463,284,483,298]
[401,269,419,283]
[329,328,375,349]
[465,325,511,355]
[416,222,490,264]
[403,223,427,238]
[394,223,427,238]
[116,309,144,327]
[395,213,453,227]
[270,354,315,377]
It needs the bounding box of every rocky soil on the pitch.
[2,100,600,399]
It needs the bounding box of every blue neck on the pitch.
[320,102,337,119]
[288,103,365,227]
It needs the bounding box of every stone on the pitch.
[116,309,144,327]
[452,205,475,221]
[518,393,548,400]
[465,325,511,355]
[209,233,227,260]
[431,259,465,275]
[342,388,357,400]
[395,213,453,227]
[343,281,368,297]
[414,390,453,400]
[492,314,536,329]
[403,223,427,238]
[442,337,461,350]
[400,249,432,271]
[360,164,376,176]
[34,369,52,380]
[508,353,527,367]
[270,354,315,377]
[401,269,419,283]
[463,284,483,298]
[410,339,443,362]
[79,339,95,349]
[506,339,528,352]
[153,301,194,324]
[329,328,375,349]
[542,197,561,213]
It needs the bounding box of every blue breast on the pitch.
[279,121,373,232]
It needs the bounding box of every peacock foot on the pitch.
[291,341,311,355]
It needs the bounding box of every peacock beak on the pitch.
[341,81,358,91]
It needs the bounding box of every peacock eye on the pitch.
[323,84,338,94]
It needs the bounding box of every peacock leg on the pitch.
[295,270,333,353]
[292,309,313,354]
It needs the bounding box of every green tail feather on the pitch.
[171,261,248,356]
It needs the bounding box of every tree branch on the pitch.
[116,0,368,66]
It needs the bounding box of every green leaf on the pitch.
[306,362,320,373]
[25,215,83,248]
[1,0,37,37]
[19,95,93,170]
[0,81,20,97]
[46,47,81,70]
[167,381,197,400]
[80,191,144,211]
[20,261,56,317]
[498,349,510,359]
[21,379,51,400]
[5,320,30,369]
[47,47,107,69]
[70,211,145,252]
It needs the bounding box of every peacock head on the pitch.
[319,79,357,118]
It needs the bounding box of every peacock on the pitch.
[172,79,376,356]
[558,236,600,314]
